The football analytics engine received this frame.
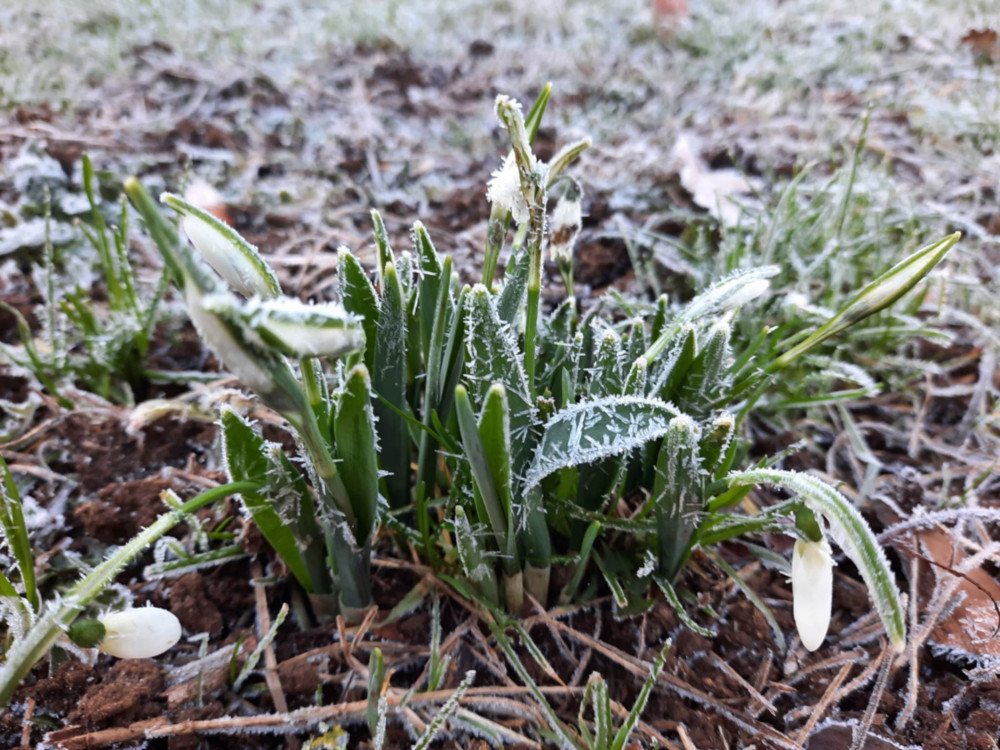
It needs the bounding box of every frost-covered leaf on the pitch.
[524,395,684,494]
[220,408,316,591]
[333,365,381,545]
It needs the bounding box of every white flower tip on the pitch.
[487,153,530,224]
[98,606,182,659]
[792,538,834,652]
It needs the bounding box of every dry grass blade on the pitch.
[793,661,853,745]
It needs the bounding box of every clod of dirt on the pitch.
[74,476,176,543]
[26,659,95,716]
[169,572,224,635]
[67,659,165,726]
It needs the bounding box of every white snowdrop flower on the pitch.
[548,188,582,266]
[243,297,365,359]
[98,607,182,659]
[487,153,530,224]
[792,537,834,651]
[188,292,277,396]
[181,214,278,299]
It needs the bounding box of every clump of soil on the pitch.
[68,659,165,727]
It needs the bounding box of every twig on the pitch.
[20,697,34,749]
[793,662,852,746]
[251,560,288,714]
[849,642,894,750]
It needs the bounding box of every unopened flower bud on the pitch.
[163,192,281,299]
[792,537,834,651]
[96,607,182,659]
[548,183,582,266]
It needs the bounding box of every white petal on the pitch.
[98,607,182,659]
[486,153,530,225]
[792,538,833,651]
[183,215,272,298]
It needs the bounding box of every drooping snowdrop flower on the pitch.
[548,184,582,267]
[486,153,531,225]
[97,607,182,659]
[791,537,834,651]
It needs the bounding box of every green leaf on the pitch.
[464,285,535,478]
[372,262,410,510]
[523,395,683,494]
[333,365,381,545]
[370,209,394,282]
[366,647,385,736]
[728,468,906,651]
[653,415,705,579]
[0,456,38,611]
[220,408,316,591]
[338,247,380,373]
[496,238,531,326]
[454,385,510,559]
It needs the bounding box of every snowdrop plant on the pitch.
[125,88,949,652]
[0,479,254,708]
[126,179,376,620]
[0,155,167,407]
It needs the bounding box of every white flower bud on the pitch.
[792,537,834,651]
[181,214,278,299]
[240,297,365,359]
[720,278,771,311]
[548,188,582,266]
[162,192,281,300]
[486,153,531,225]
[98,607,181,659]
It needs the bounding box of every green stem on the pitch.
[0,481,257,708]
[523,203,545,396]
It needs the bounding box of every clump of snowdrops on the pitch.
[0,87,960,712]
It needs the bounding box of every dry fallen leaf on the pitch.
[672,133,757,227]
[917,527,1000,666]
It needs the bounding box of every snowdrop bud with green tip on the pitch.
[792,537,834,651]
[240,297,366,359]
[98,607,182,659]
[162,192,282,300]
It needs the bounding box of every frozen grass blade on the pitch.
[411,669,476,750]
[610,640,671,750]
[233,602,288,692]
[367,647,386,737]
[0,455,38,611]
[728,468,906,651]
